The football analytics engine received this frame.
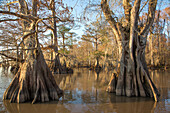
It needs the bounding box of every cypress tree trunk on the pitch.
[150,35,154,66]
[101,0,159,101]
[51,0,64,74]
[3,48,63,103]
[3,0,63,103]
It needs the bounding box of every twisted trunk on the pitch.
[107,34,159,101]
[102,0,159,101]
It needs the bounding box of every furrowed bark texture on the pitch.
[3,0,63,103]
[101,0,159,101]
[3,50,63,103]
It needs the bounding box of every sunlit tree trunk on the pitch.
[3,0,63,103]
[50,33,53,64]
[101,0,159,101]
[150,34,154,66]
[95,37,100,68]
[51,0,63,73]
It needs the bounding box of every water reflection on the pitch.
[0,68,170,113]
[3,97,158,113]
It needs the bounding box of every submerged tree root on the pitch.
[3,52,63,104]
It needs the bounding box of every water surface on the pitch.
[0,67,169,113]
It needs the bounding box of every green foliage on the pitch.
[93,50,104,58]
[58,26,71,35]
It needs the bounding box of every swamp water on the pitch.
[0,67,169,113]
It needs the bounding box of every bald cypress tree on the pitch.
[101,0,159,101]
[2,0,63,103]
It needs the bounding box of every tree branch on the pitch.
[129,0,141,61]
[81,37,96,44]
[18,31,36,47]
[101,0,120,39]
[0,19,20,23]
[140,0,157,35]
[0,48,36,52]
[41,20,54,31]
[0,10,38,21]
[139,0,149,13]
[123,0,132,24]
[0,52,24,63]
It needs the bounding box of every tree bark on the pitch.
[51,0,66,74]
[3,48,63,103]
[3,0,63,103]
[50,33,53,64]
[101,0,159,101]
[150,35,154,66]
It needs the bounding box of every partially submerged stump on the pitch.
[3,50,63,104]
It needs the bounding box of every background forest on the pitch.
[0,0,169,70]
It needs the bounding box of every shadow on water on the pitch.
[1,68,170,113]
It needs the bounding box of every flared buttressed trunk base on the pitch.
[3,51,63,104]
[107,43,160,101]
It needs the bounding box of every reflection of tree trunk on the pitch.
[95,88,98,101]
[88,51,91,67]
[95,72,99,81]
[3,0,63,103]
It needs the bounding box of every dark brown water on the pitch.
[0,67,169,113]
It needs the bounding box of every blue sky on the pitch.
[62,0,170,37]
[62,0,87,37]
[62,0,100,37]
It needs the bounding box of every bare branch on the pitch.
[139,0,149,13]
[6,1,18,5]
[41,16,74,22]
[0,49,18,52]
[101,0,120,40]
[18,31,36,47]
[0,19,20,23]
[41,20,54,31]
[140,0,157,35]
[0,10,38,21]
[123,0,132,24]
[0,52,24,62]
[81,37,96,44]
[0,48,36,52]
